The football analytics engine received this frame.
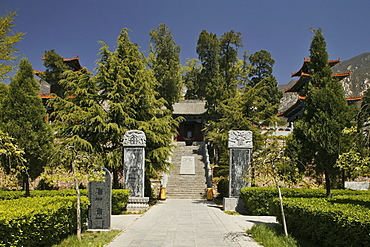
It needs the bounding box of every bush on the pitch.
[271,196,370,247]
[240,187,370,215]
[0,196,90,247]
[216,177,229,198]
[111,189,130,215]
[0,189,130,215]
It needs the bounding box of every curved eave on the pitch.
[285,72,310,92]
[285,71,350,93]
[40,55,83,71]
[291,58,341,77]
[333,72,351,80]
[278,95,363,118]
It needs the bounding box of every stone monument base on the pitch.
[345,181,370,190]
[126,197,149,212]
[223,197,246,212]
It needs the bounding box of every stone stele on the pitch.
[123,130,149,211]
[228,130,252,197]
[88,167,112,230]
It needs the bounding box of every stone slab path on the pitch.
[107,199,277,247]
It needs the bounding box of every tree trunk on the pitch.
[113,168,119,189]
[324,170,332,198]
[272,162,288,236]
[72,163,82,242]
[23,174,30,197]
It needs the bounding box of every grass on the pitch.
[247,224,298,247]
[52,230,121,247]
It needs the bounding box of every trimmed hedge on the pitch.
[0,196,90,247]
[271,196,370,247]
[111,189,130,215]
[0,189,130,215]
[240,187,370,215]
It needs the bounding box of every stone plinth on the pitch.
[88,167,112,230]
[223,197,246,212]
[126,197,150,212]
[345,181,370,190]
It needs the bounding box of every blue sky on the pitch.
[2,0,370,85]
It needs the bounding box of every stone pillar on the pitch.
[88,167,112,230]
[123,130,149,212]
[223,130,252,212]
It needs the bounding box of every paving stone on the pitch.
[107,199,276,246]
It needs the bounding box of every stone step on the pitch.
[166,194,206,199]
[165,143,207,199]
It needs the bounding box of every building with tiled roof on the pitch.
[279,58,360,123]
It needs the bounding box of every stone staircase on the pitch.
[166,142,207,199]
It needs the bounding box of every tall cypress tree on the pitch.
[0,58,53,195]
[0,11,25,81]
[248,50,283,124]
[292,29,354,197]
[95,28,181,181]
[149,24,182,111]
[196,30,222,115]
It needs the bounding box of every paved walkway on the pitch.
[107,199,277,247]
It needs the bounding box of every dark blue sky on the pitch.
[2,0,370,85]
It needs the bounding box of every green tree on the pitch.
[219,30,243,100]
[0,83,8,104]
[0,58,54,196]
[183,58,201,100]
[0,130,26,188]
[95,28,181,182]
[0,11,25,81]
[44,67,106,241]
[38,49,69,97]
[248,50,283,124]
[291,29,354,197]
[252,137,298,236]
[149,24,182,110]
[196,30,222,115]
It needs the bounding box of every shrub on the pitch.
[0,196,90,247]
[240,187,370,215]
[111,189,130,215]
[0,189,130,215]
[217,177,229,198]
[271,197,370,247]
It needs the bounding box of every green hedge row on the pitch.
[240,187,370,216]
[0,189,130,215]
[271,196,370,247]
[0,196,90,247]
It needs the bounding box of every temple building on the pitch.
[279,58,361,123]
[172,100,206,145]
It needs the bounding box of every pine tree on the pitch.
[44,68,106,241]
[248,50,283,124]
[219,30,243,99]
[0,11,25,81]
[292,29,355,197]
[0,58,54,196]
[196,30,222,115]
[149,24,182,110]
[183,58,201,100]
[95,28,181,180]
